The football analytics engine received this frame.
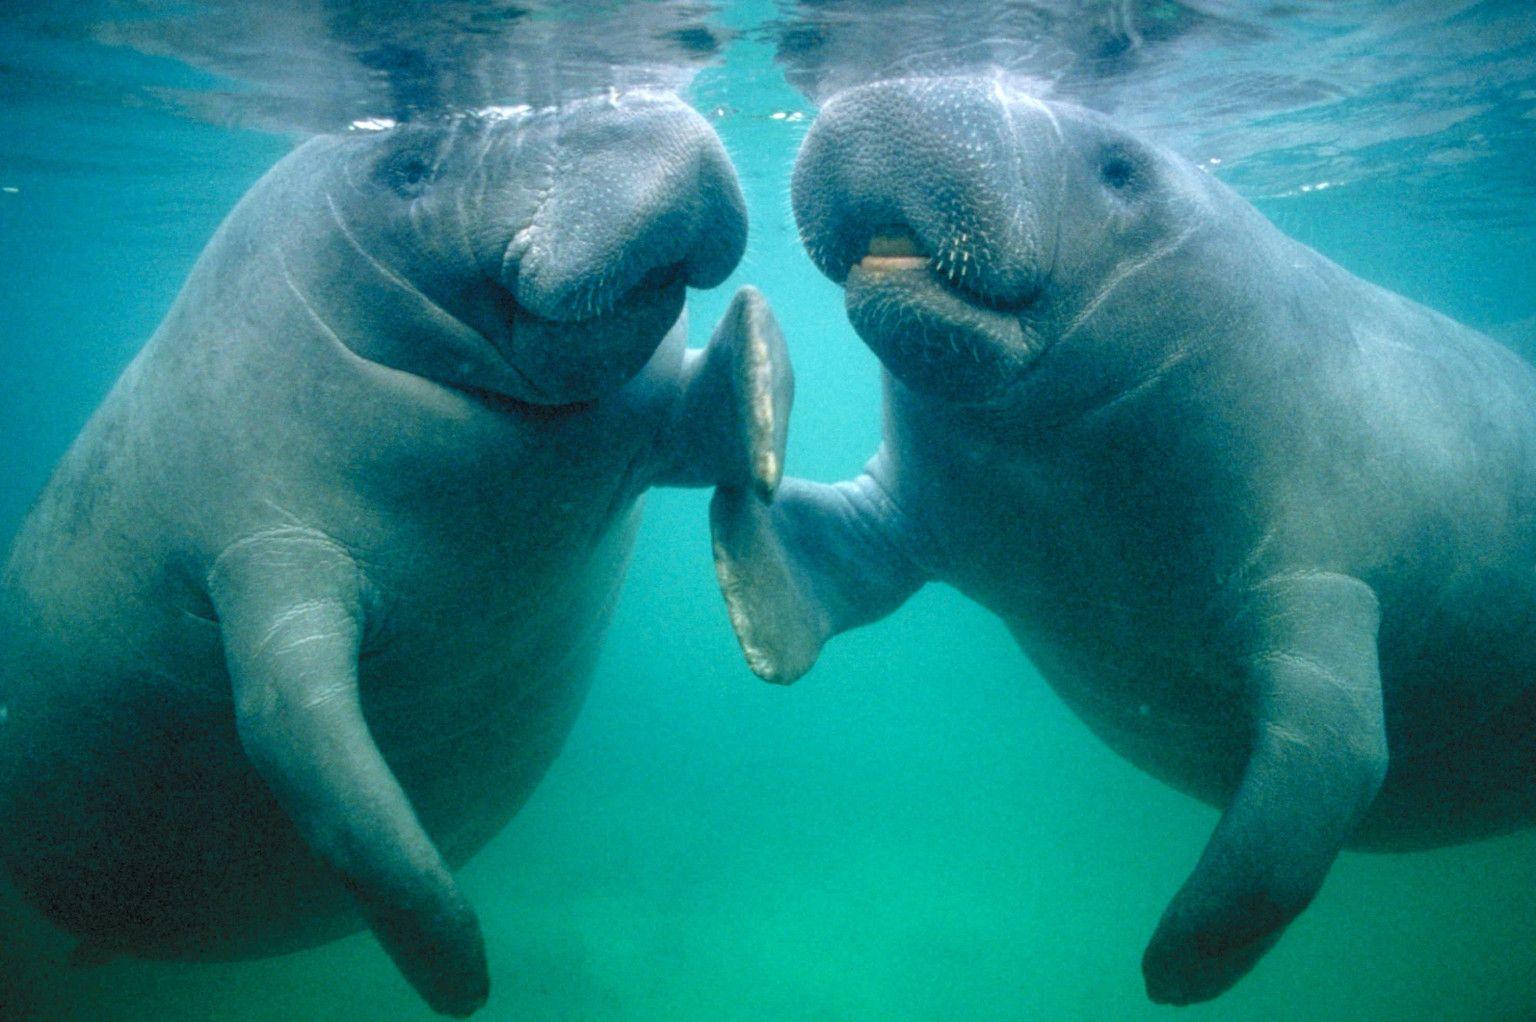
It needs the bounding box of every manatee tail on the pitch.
[710,459,929,684]
[655,285,792,496]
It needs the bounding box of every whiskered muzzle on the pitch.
[477,91,747,405]
[508,93,746,326]
[792,76,1056,310]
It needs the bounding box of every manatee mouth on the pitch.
[858,231,930,272]
[516,258,687,325]
[496,262,687,406]
[842,227,1043,405]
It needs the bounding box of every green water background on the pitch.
[2,2,1536,1018]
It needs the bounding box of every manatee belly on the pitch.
[0,613,339,958]
[0,553,619,962]
[1008,622,1254,812]
[1005,593,1536,853]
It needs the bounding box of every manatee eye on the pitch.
[375,138,440,197]
[1101,151,1136,190]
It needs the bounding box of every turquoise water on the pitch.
[3,2,1536,1019]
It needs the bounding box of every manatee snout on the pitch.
[365,93,746,407]
[791,76,1065,404]
[502,92,747,404]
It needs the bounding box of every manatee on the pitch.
[0,91,790,1016]
[713,76,1536,1004]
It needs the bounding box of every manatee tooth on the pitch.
[860,230,929,271]
[860,255,929,271]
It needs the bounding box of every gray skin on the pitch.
[713,76,1536,1005]
[0,91,793,1017]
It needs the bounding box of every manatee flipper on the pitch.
[711,453,930,684]
[1142,572,1388,1005]
[208,528,487,1019]
[653,285,792,496]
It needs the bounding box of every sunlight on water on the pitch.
[1,2,1534,1020]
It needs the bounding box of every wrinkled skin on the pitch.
[714,76,1536,1005]
[0,91,789,1017]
